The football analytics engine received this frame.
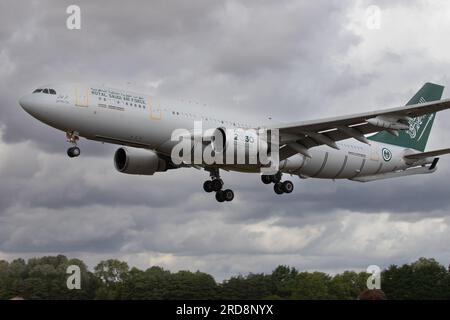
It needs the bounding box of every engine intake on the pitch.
[114,147,167,175]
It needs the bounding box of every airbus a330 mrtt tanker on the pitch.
[19,82,450,202]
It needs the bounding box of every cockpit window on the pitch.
[33,88,57,94]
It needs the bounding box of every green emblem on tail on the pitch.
[368,83,444,151]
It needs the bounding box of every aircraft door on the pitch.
[148,96,162,120]
[75,86,89,107]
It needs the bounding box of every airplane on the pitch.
[19,82,450,202]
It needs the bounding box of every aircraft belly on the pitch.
[315,149,346,179]
[295,147,373,179]
[337,154,366,179]
[297,149,327,177]
[222,164,261,173]
[357,159,381,177]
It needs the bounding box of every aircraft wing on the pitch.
[265,98,450,160]
[404,148,450,160]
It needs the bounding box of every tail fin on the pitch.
[368,82,444,151]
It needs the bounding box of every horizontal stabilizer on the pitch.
[351,165,436,182]
[404,148,450,160]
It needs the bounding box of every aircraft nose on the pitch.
[19,94,33,112]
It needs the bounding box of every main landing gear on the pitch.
[66,131,81,158]
[261,172,294,195]
[203,169,234,202]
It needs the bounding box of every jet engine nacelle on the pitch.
[114,147,167,175]
[206,127,271,165]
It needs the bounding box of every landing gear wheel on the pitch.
[272,172,282,183]
[211,179,223,192]
[223,189,234,202]
[203,180,214,193]
[261,175,272,184]
[274,182,284,195]
[282,180,294,193]
[67,146,81,158]
[215,190,225,202]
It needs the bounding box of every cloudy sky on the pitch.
[2,0,450,281]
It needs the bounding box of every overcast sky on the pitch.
[2,0,450,281]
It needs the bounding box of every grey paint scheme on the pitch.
[19,84,435,180]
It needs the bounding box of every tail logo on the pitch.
[407,115,426,139]
[382,148,392,162]
[406,97,427,139]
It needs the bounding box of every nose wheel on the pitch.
[67,146,81,158]
[204,169,234,202]
[66,131,81,158]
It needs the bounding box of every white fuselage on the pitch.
[19,83,417,180]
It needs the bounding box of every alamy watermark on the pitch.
[66,5,81,30]
[366,5,381,30]
[66,265,81,290]
[366,265,381,290]
[170,121,280,175]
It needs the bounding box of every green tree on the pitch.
[290,272,331,299]
[220,273,273,300]
[166,270,218,300]
[383,258,450,299]
[329,271,368,299]
[94,259,130,299]
[1,255,450,300]
[120,267,167,299]
[270,265,298,298]
[0,255,98,299]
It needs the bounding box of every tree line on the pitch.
[0,255,449,299]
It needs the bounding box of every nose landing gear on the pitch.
[66,131,81,158]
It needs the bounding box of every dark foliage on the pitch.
[0,256,449,300]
